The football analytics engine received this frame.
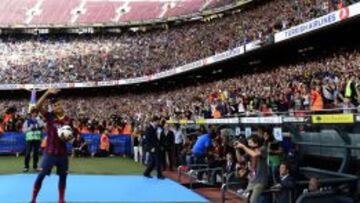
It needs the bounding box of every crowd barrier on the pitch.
[0,132,25,154]
[0,132,132,155]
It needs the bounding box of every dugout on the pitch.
[168,113,360,201]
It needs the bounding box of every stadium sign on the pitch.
[282,116,307,123]
[98,81,113,87]
[245,40,262,51]
[275,2,360,42]
[241,116,282,124]
[195,118,239,124]
[152,69,177,80]
[311,114,354,124]
[205,46,244,65]
[176,59,204,73]
[0,84,17,90]
[125,77,146,84]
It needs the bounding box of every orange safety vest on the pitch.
[3,114,12,124]
[111,127,120,135]
[122,123,132,135]
[80,126,90,134]
[311,90,324,111]
[100,134,110,151]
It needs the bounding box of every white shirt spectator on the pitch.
[174,128,185,145]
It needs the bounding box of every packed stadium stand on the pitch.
[0,0,346,84]
[0,0,360,202]
[1,44,360,127]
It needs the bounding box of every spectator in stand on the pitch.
[303,177,320,194]
[271,162,295,203]
[264,131,284,185]
[224,152,236,175]
[234,161,250,194]
[344,74,359,106]
[234,135,268,203]
[341,97,355,113]
[310,85,324,111]
[23,108,44,172]
[322,78,336,109]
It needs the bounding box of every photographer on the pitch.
[234,135,268,203]
[72,133,89,157]
[23,108,44,172]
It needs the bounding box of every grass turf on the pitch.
[0,155,145,175]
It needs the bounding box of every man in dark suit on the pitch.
[272,162,295,203]
[163,123,175,171]
[143,116,165,179]
[157,119,166,171]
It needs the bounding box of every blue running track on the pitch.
[0,174,208,202]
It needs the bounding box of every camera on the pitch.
[232,136,248,155]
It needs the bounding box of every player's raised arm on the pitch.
[35,88,60,115]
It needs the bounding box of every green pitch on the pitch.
[0,155,145,175]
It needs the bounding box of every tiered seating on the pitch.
[0,0,237,26]
[119,2,163,22]
[0,0,37,26]
[77,1,123,24]
[205,0,235,10]
[30,0,81,25]
[163,0,204,17]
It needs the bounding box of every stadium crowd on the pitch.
[1,47,359,134]
[0,0,347,84]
